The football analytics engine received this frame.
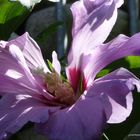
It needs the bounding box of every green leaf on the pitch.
[96,69,110,78]
[0,0,29,40]
[125,56,140,69]
[97,56,140,79]
[47,59,53,71]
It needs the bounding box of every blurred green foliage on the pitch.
[10,125,47,140]
[0,0,29,40]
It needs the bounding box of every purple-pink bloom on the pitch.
[0,0,140,140]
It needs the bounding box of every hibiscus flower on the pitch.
[0,0,140,140]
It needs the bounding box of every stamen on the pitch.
[45,71,76,105]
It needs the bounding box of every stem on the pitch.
[128,0,138,35]
[55,0,66,59]
[103,133,110,140]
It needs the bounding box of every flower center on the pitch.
[44,71,76,105]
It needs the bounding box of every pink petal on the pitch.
[107,93,133,123]
[71,0,122,37]
[81,33,140,86]
[36,91,111,140]
[8,32,49,73]
[0,43,38,95]
[67,0,123,87]
[90,68,140,123]
[0,93,60,139]
[0,41,53,100]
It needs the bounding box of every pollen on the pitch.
[45,71,76,105]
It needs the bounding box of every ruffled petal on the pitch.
[0,41,53,100]
[0,42,38,95]
[114,0,124,7]
[67,0,123,88]
[8,32,49,73]
[81,33,140,86]
[89,68,140,123]
[71,0,122,37]
[0,93,60,140]
[36,91,111,140]
[0,75,38,96]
